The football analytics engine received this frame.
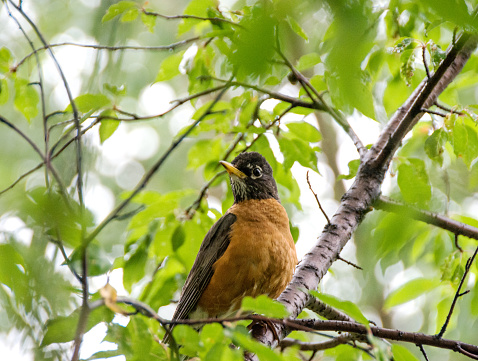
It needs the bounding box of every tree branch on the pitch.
[244,31,478,360]
[288,319,478,359]
[374,196,478,241]
[437,244,478,338]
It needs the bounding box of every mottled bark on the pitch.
[245,32,478,360]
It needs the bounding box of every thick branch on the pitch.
[244,32,478,360]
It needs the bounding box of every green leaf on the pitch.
[286,122,321,143]
[241,295,289,318]
[233,331,283,361]
[120,7,139,22]
[0,47,12,73]
[287,15,308,41]
[391,344,420,361]
[104,83,126,97]
[400,49,415,86]
[230,3,277,80]
[0,77,8,104]
[171,224,186,252]
[337,159,361,180]
[66,93,111,113]
[279,137,319,172]
[310,291,369,325]
[0,244,27,298]
[14,77,39,121]
[99,112,120,144]
[140,258,184,310]
[296,53,321,71]
[156,50,185,82]
[141,11,156,32]
[397,158,431,206]
[20,187,88,248]
[390,37,417,54]
[452,119,478,166]
[424,128,448,164]
[42,306,113,346]
[384,278,440,309]
[173,325,203,357]
[102,1,137,23]
[177,0,217,36]
[68,243,112,277]
[429,41,446,69]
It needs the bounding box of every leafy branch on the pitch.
[244,30,478,361]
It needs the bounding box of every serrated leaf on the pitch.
[279,137,319,171]
[102,1,137,23]
[286,122,321,142]
[424,128,447,164]
[390,37,416,54]
[400,49,415,86]
[287,15,308,41]
[296,53,321,71]
[156,51,185,82]
[241,295,289,318]
[384,278,440,309]
[310,291,369,325]
[397,158,431,206]
[14,78,39,121]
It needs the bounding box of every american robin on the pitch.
[164,151,297,343]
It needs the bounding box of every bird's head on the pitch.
[220,152,279,203]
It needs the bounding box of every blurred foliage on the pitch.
[0,0,478,360]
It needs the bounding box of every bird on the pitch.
[163,151,297,343]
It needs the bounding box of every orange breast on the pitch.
[196,199,297,317]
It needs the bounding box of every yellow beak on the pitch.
[219,161,247,179]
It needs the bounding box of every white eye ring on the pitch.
[251,167,262,178]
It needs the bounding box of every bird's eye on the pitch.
[252,167,262,178]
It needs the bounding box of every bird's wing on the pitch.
[165,212,236,337]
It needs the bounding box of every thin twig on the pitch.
[337,256,362,270]
[437,245,478,338]
[14,38,201,69]
[49,236,82,283]
[306,170,330,224]
[423,44,431,80]
[434,101,465,116]
[455,234,463,253]
[418,344,430,361]
[142,9,241,27]
[420,108,448,117]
